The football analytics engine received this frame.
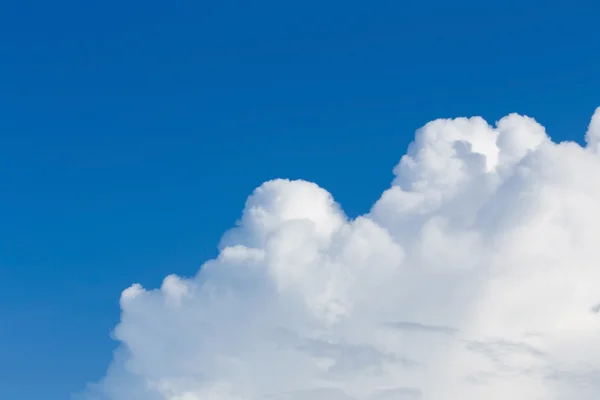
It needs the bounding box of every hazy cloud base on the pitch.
[82,108,600,400]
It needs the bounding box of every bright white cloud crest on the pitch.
[85,109,600,400]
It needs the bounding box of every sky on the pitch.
[2,1,600,399]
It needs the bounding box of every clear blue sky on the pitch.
[1,1,598,399]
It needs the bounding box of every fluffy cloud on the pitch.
[82,108,600,400]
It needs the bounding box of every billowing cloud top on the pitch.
[83,109,600,400]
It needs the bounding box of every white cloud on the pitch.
[82,108,600,400]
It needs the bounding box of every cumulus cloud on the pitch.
[82,108,600,400]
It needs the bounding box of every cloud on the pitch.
[81,108,600,400]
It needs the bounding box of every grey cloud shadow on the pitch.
[384,321,458,335]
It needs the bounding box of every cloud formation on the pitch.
[83,109,600,400]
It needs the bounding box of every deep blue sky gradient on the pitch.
[1,1,599,399]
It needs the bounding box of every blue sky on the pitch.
[1,1,599,399]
